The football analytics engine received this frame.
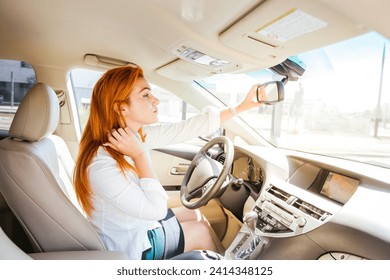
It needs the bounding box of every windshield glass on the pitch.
[197,32,390,169]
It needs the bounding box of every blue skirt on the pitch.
[142,209,185,260]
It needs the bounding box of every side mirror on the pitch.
[257,81,284,104]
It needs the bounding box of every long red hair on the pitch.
[73,65,145,216]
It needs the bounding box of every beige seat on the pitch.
[0,225,128,260]
[0,227,32,260]
[0,83,105,253]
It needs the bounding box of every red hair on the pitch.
[73,65,145,216]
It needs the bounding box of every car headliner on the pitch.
[0,0,388,84]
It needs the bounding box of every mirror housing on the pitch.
[270,56,306,83]
[257,81,284,104]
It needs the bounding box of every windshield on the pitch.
[197,32,390,169]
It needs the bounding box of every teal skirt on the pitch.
[142,227,165,260]
[142,209,185,260]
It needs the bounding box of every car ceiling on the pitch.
[0,0,389,83]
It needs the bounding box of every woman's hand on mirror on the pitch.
[237,84,266,112]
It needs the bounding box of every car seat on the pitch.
[0,83,105,253]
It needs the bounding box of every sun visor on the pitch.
[219,0,367,61]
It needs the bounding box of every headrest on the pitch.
[9,83,59,142]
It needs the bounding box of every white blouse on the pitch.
[88,107,221,259]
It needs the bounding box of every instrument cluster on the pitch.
[231,156,264,193]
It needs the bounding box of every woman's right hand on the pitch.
[104,127,145,159]
[105,127,158,179]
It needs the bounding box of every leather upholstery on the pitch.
[0,227,32,260]
[0,226,128,260]
[9,83,59,142]
[0,83,105,253]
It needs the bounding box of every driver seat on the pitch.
[0,82,224,260]
[0,83,105,253]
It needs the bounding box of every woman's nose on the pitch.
[150,94,159,105]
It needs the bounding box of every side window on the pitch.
[70,68,200,132]
[0,59,36,131]
[150,85,200,123]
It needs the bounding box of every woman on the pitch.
[73,65,265,260]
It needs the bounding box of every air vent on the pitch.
[292,199,327,220]
[268,185,331,221]
[267,185,291,202]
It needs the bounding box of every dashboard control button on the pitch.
[296,217,307,227]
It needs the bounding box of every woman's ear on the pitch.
[113,103,127,127]
[114,103,127,114]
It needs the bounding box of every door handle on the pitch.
[170,166,188,175]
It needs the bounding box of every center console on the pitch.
[226,179,342,260]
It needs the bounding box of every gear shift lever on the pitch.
[243,211,260,248]
[243,211,258,233]
[236,211,261,259]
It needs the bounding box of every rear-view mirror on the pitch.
[257,81,284,104]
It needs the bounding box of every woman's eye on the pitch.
[143,93,149,98]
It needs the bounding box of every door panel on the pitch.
[150,149,191,189]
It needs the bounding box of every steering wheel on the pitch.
[180,136,234,209]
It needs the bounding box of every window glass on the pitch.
[0,59,36,130]
[197,32,390,168]
[70,69,200,132]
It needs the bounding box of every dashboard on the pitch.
[154,142,390,259]
[231,154,360,205]
[225,145,390,260]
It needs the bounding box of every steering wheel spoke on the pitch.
[180,136,234,209]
